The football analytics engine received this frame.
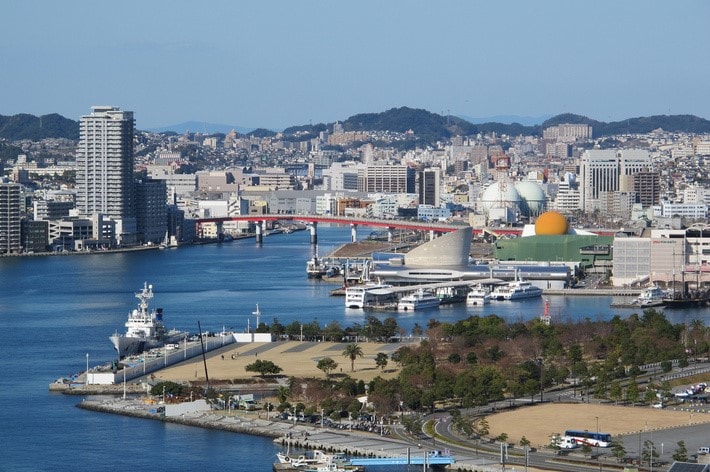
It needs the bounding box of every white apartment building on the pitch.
[76,106,137,244]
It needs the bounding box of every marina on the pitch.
[3,226,709,471]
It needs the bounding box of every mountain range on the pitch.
[2,108,710,143]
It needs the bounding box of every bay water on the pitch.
[0,224,707,471]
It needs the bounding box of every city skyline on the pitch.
[2,1,708,130]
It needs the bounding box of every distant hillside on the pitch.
[467,113,710,138]
[460,114,552,126]
[0,113,79,140]
[147,121,256,135]
[283,106,478,145]
[343,106,477,142]
[3,110,710,143]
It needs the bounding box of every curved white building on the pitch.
[404,227,472,267]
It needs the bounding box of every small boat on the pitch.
[466,285,491,305]
[306,254,328,279]
[397,289,440,311]
[276,450,356,470]
[636,286,667,307]
[490,279,543,301]
[109,283,188,359]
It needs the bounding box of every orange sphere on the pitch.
[535,211,569,235]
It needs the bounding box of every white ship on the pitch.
[345,283,392,309]
[490,279,543,301]
[635,286,667,307]
[466,284,491,305]
[110,283,188,358]
[397,289,440,311]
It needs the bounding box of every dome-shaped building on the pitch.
[514,180,547,217]
[534,211,569,235]
[479,182,522,213]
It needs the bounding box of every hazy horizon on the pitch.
[2,1,708,130]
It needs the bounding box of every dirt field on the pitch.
[151,340,406,384]
[486,402,710,448]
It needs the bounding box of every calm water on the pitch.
[0,225,707,471]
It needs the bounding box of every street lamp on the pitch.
[596,416,601,472]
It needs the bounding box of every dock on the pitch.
[50,333,236,391]
[348,450,455,467]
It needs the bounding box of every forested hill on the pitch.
[0,113,79,141]
[474,113,710,138]
[284,108,710,143]
[3,108,710,142]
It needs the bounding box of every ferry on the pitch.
[466,284,491,305]
[344,283,392,309]
[490,279,543,301]
[397,289,440,311]
[635,285,667,307]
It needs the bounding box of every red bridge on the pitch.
[196,214,524,244]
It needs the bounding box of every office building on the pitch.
[135,179,168,244]
[579,149,652,213]
[418,167,441,207]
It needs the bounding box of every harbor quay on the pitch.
[76,397,505,471]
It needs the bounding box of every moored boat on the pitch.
[466,284,491,305]
[490,279,543,301]
[636,285,667,307]
[109,283,188,359]
[397,289,440,311]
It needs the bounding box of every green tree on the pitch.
[275,386,290,404]
[447,353,461,364]
[609,381,623,404]
[519,436,531,449]
[375,352,388,371]
[401,413,423,437]
[644,385,658,404]
[611,436,626,461]
[316,357,338,377]
[672,440,688,462]
[580,443,593,457]
[642,439,659,466]
[477,417,490,438]
[625,378,640,405]
[245,359,282,376]
[322,321,343,341]
[342,343,364,372]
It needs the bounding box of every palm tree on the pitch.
[342,343,364,372]
[275,386,290,405]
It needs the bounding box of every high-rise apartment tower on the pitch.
[76,106,135,220]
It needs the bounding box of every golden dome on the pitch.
[535,211,569,235]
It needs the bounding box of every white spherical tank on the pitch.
[514,180,547,217]
[480,182,522,213]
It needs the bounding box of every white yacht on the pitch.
[397,289,440,311]
[466,285,491,305]
[344,283,392,309]
[635,286,667,307]
[490,280,543,301]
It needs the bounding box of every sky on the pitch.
[2,0,709,130]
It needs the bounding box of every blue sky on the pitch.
[2,1,708,130]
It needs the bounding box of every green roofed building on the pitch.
[493,234,614,272]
